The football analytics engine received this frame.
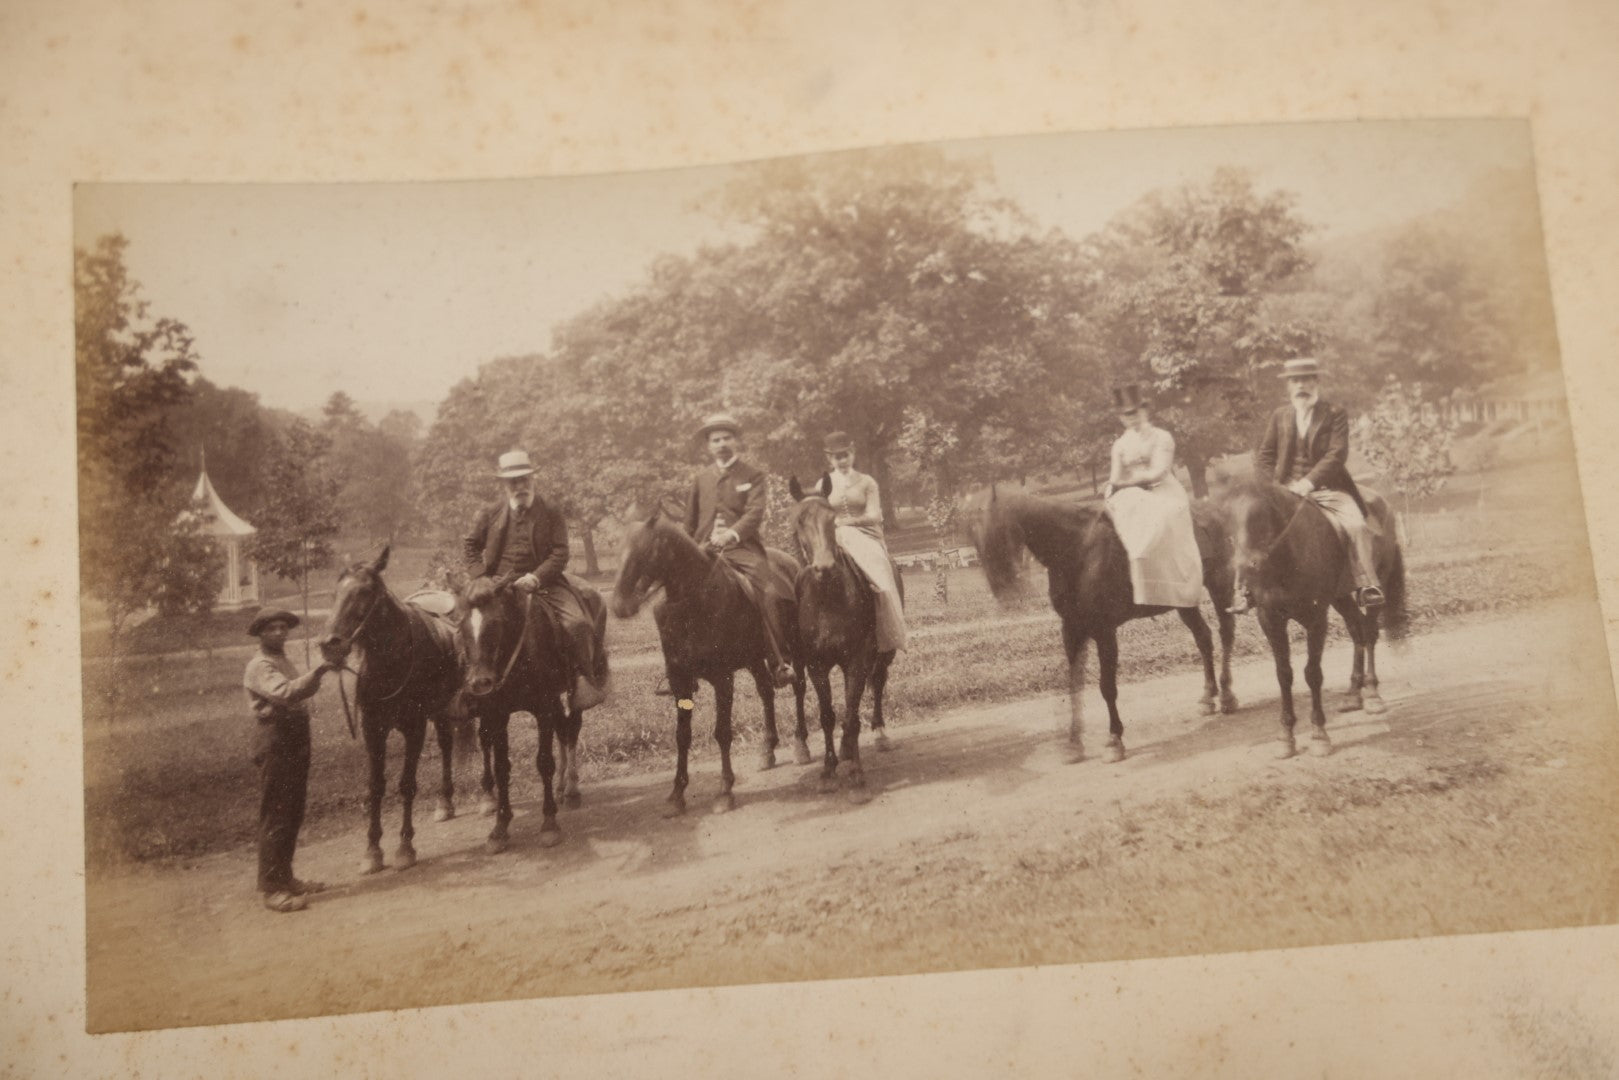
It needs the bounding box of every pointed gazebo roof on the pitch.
[190,468,257,537]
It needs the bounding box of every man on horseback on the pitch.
[463,450,607,710]
[685,413,796,687]
[1231,357,1384,613]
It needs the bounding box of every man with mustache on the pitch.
[463,449,607,710]
[1232,357,1384,613]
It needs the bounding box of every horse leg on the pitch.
[870,651,893,751]
[809,664,838,791]
[839,650,874,804]
[1304,606,1332,756]
[783,659,814,766]
[752,661,780,771]
[1361,608,1387,715]
[395,717,424,870]
[1257,608,1298,759]
[477,713,498,816]
[712,672,737,814]
[1061,616,1089,764]
[360,724,388,874]
[1096,627,1126,763]
[485,714,513,854]
[665,681,694,818]
[1216,606,1239,713]
[1332,597,1366,713]
[534,698,562,848]
[559,706,584,807]
[433,718,456,822]
[1177,607,1219,716]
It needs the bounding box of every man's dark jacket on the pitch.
[462,496,570,584]
[1253,399,1367,514]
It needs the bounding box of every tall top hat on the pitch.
[1111,385,1147,413]
[1277,357,1322,379]
[495,450,536,478]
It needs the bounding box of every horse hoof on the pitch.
[662,796,687,819]
[394,846,417,871]
[1338,696,1365,714]
[564,791,582,809]
[846,783,872,806]
[483,836,509,856]
[1199,698,1218,717]
[1220,693,1239,715]
[1064,744,1087,765]
[478,797,498,817]
[359,850,385,875]
[818,773,840,794]
[433,802,454,823]
[873,730,892,752]
[1275,740,1297,761]
[538,825,562,848]
[711,793,736,815]
[1309,734,1333,757]
[1363,694,1387,716]
[792,740,814,766]
[1105,742,1126,764]
[757,747,776,771]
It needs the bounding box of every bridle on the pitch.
[1244,488,1312,573]
[466,586,532,698]
[329,571,423,739]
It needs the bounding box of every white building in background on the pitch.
[1444,371,1569,426]
[187,467,260,610]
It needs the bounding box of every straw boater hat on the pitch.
[822,431,854,453]
[247,608,300,637]
[495,450,536,478]
[696,413,742,441]
[1110,385,1147,413]
[1277,357,1322,379]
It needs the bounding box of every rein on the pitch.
[330,580,423,740]
[486,590,532,696]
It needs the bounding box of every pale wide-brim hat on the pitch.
[495,450,536,478]
[1277,357,1322,379]
[696,412,742,441]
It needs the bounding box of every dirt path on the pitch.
[86,601,1619,1033]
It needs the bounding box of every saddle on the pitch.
[405,589,460,620]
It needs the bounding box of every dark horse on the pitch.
[1225,482,1408,758]
[457,575,607,853]
[611,512,808,816]
[319,545,465,874]
[784,476,902,802]
[969,488,1238,764]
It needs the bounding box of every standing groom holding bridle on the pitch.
[1232,356,1385,614]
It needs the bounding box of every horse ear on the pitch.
[373,544,391,573]
[788,475,805,502]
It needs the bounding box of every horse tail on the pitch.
[1381,542,1409,642]
[975,496,1028,602]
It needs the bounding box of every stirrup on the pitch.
[1226,593,1253,615]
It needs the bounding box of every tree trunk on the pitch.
[300,555,311,666]
[580,521,601,577]
[873,451,899,531]
[1184,445,1210,499]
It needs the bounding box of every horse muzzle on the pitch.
[465,670,496,698]
[319,636,351,666]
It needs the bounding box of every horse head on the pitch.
[787,475,838,580]
[612,508,667,619]
[973,486,1029,600]
[459,576,521,698]
[320,544,391,666]
[1224,482,1300,583]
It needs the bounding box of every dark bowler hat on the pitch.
[1111,385,1147,413]
[822,431,854,453]
[247,608,300,636]
[696,412,742,441]
[1277,357,1322,379]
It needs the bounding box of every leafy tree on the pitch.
[1082,168,1318,495]
[246,419,342,661]
[1369,223,1514,394]
[161,376,278,517]
[75,234,211,695]
[1357,377,1457,543]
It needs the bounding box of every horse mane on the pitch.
[977,490,1110,597]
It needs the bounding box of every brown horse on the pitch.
[318,545,466,875]
[457,575,606,853]
[1225,482,1408,757]
[969,488,1238,764]
[783,476,903,802]
[611,512,808,816]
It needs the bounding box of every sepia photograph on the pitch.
[74,117,1619,1036]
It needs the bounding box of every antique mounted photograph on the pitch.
[77,118,1619,1033]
